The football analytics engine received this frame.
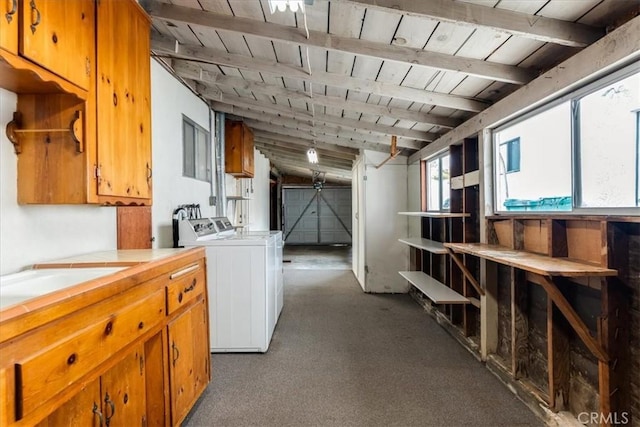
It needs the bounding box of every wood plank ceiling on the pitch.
[141,0,638,183]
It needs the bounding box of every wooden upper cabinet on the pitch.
[0,0,19,54]
[19,0,94,90]
[225,120,255,178]
[96,0,152,202]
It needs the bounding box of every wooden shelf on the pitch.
[398,237,447,254]
[0,50,87,100]
[444,243,617,277]
[398,211,470,218]
[399,271,469,304]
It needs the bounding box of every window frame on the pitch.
[425,151,450,212]
[182,115,211,183]
[491,62,640,215]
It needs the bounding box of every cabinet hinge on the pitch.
[363,176,367,181]
[94,165,101,179]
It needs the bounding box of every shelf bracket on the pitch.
[5,111,84,154]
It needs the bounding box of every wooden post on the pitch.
[598,221,630,427]
[511,268,528,379]
[547,293,570,411]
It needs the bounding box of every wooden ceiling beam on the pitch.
[151,31,532,91]
[186,72,461,129]
[223,108,422,148]
[245,122,392,153]
[254,132,359,156]
[210,97,438,142]
[254,143,354,166]
[172,59,486,112]
[271,164,352,182]
[144,1,535,85]
[263,154,353,176]
[341,0,602,48]
[216,103,428,148]
[256,147,354,169]
[254,139,356,161]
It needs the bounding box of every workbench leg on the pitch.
[548,294,570,411]
[480,260,498,361]
[511,268,528,380]
[598,278,630,427]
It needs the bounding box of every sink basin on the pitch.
[0,267,126,310]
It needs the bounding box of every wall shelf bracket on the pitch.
[5,111,84,154]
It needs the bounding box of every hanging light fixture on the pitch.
[307,147,318,164]
[268,0,304,14]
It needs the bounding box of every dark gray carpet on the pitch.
[184,269,542,427]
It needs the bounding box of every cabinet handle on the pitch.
[5,0,16,23]
[92,402,104,427]
[172,342,180,367]
[170,264,199,280]
[184,278,197,293]
[29,0,40,34]
[104,393,115,427]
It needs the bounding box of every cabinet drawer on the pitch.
[14,289,164,421]
[166,261,205,315]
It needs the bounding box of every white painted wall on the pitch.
[0,89,116,274]
[354,151,409,293]
[150,60,214,248]
[224,150,271,231]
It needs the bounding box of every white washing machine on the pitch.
[179,217,283,353]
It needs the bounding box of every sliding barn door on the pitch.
[283,188,352,245]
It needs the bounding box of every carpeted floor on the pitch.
[184,268,542,427]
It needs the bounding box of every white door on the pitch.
[352,159,366,289]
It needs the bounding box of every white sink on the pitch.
[0,267,126,310]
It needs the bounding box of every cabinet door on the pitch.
[34,378,101,427]
[100,344,147,427]
[0,0,19,53]
[19,0,94,90]
[168,298,210,425]
[242,126,255,177]
[96,0,152,202]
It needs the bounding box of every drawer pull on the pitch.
[184,278,197,293]
[170,264,199,280]
[178,292,183,303]
[104,393,115,427]
[5,0,16,23]
[67,353,77,365]
[104,321,113,336]
[92,402,104,425]
[29,0,40,34]
[138,321,144,330]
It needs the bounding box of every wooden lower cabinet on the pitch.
[168,297,210,425]
[0,248,210,427]
[34,379,101,427]
[35,344,146,427]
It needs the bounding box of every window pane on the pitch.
[578,71,639,207]
[441,155,450,210]
[195,129,208,181]
[494,102,572,212]
[183,122,195,178]
[427,158,440,211]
